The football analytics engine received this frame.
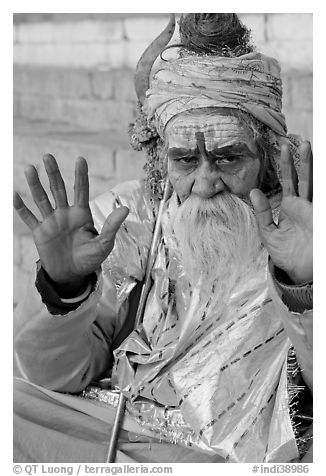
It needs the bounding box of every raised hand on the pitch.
[13,154,129,294]
[250,141,313,284]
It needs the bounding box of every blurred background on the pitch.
[13,13,313,306]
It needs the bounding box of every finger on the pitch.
[250,188,277,231]
[43,154,69,208]
[280,144,298,197]
[74,157,89,208]
[13,191,39,230]
[298,141,313,202]
[24,165,54,218]
[96,206,129,252]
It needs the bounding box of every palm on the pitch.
[14,155,128,285]
[33,207,103,282]
[251,141,313,284]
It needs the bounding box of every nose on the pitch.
[192,161,226,199]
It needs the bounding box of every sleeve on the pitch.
[270,263,312,313]
[268,263,313,392]
[13,180,153,395]
[13,264,129,394]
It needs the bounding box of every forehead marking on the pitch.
[195,131,206,154]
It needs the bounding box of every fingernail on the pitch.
[249,189,258,201]
[43,153,54,161]
[24,164,35,174]
[301,141,311,153]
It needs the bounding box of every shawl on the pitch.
[97,184,300,463]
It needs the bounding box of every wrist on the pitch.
[284,270,313,286]
[43,270,90,299]
[59,281,93,303]
[35,261,99,315]
[269,261,313,313]
[270,262,312,286]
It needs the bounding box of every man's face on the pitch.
[165,112,261,203]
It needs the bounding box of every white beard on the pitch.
[171,193,264,301]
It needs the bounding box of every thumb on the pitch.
[98,206,129,250]
[250,188,276,231]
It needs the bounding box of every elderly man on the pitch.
[13,14,312,463]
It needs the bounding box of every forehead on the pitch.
[165,112,255,151]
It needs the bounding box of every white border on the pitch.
[4,2,322,473]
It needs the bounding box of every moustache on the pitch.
[177,192,255,227]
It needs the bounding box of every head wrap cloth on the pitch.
[144,52,287,138]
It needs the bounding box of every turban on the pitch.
[144,51,287,137]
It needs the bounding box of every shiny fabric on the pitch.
[14,180,311,463]
[144,52,287,137]
[91,183,300,463]
[14,378,225,463]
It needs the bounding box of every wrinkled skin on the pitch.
[13,113,312,295]
[166,114,261,202]
[166,112,313,284]
[13,155,129,297]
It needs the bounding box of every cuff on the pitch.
[35,261,98,315]
[269,262,313,313]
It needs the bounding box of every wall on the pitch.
[13,13,313,305]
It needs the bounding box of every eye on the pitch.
[179,157,196,164]
[215,156,239,165]
[173,156,198,166]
